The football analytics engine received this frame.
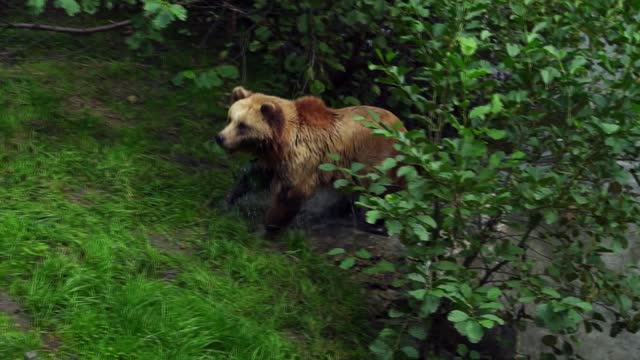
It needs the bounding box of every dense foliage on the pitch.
[13,0,640,359]
[325,1,640,358]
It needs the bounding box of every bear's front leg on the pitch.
[226,160,274,206]
[264,185,308,239]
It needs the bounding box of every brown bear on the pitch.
[216,86,405,238]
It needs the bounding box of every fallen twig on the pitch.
[3,20,131,34]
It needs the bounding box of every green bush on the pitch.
[324,0,640,358]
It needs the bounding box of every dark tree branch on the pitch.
[4,20,131,35]
[479,215,539,285]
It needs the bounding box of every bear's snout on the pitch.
[215,133,225,148]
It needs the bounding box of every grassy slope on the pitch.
[0,18,368,360]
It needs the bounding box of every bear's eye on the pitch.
[237,122,249,131]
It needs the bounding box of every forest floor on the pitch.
[0,11,398,359]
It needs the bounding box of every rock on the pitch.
[24,351,39,360]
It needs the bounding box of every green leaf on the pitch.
[519,296,536,303]
[369,338,393,360]
[599,123,620,134]
[333,179,349,189]
[386,219,403,235]
[401,346,419,359]
[327,153,341,161]
[408,273,426,283]
[457,344,469,356]
[27,0,46,14]
[367,109,381,121]
[365,260,396,274]
[420,295,441,317]
[143,0,162,13]
[409,326,427,340]
[339,257,356,270]
[369,183,387,195]
[215,65,239,79]
[366,210,382,224]
[542,288,561,299]
[448,310,470,323]
[169,4,187,20]
[540,69,552,85]
[435,261,461,271]
[454,320,484,343]
[576,302,593,312]
[460,284,472,299]
[543,209,558,225]
[506,43,521,57]
[310,80,326,94]
[195,71,222,89]
[458,36,478,56]
[397,165,418,179]
[319,163,337,171]
[479,302,504,310]
[479,319,495,328]
[355,249,372,259]
[389,308,405,318]
[409,289,427,300]
[297,14,308,33]
[182,70,196,79]
[487,288,502,300]
[481,314,505,325]
[55,0,81,15]
[411,223,430,241]
[540,67,561,85]
[417,215,437,228]
[172,73,186,86]
[351,162,366,172]
[562,297,593,311]
[511,151,526,160]
[569,56,587,73]
[489,153,504,167]
[153,9,175,29]
[491,94,503,114]
[470,105,491,119]
[379,158,397,171]
[254,26,272,41]
[327,248,345,256]
[536,303,572,332]
[487,129,507,140]
[543,45,560,58]
[572,193,588,205]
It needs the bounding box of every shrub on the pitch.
[325,0,640,358]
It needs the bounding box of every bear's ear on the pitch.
[260,102,284,135]
[231,86,252,103]
[260,103,277,117]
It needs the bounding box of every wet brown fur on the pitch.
[219,86,406,237]
[295,97,337,128]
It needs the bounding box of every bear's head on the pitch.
[216,86,284,154]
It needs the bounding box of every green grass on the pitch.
[0,20,369,359]
[0,314,42,356]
